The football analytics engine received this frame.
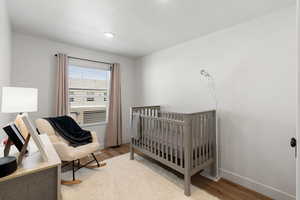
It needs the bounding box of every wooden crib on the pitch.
[130,106,217,196]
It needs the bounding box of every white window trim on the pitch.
[69,58,111,71]
[68,60,111,126]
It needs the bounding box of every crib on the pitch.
[130,106,217,196]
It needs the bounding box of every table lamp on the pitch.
[0,87,42,165]
[1,86,37,114]
[1,86,37,139]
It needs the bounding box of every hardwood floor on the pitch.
[94,144,272,200]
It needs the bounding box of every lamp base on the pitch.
[0,156,17,178]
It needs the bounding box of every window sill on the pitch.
[80,122,107,128]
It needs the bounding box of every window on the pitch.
[68,64,110,125]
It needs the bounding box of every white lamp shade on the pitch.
[1,87,38,113]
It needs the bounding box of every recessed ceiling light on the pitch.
[104,32,115,38]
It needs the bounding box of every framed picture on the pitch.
[3,123,26,152]
[21,116,48,162]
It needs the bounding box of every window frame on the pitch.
[68,59,111,126]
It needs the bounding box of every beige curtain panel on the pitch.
[55,53,69,116]
[106,63,122,147]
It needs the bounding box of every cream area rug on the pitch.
[61,153,219,200]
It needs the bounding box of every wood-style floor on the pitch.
[94,144,272,200]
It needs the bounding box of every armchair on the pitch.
[35,118,106,184]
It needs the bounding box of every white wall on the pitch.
[136,6,296,200]
[11,33,137,148]
[0,1,12,140]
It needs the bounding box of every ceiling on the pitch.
[7,0,295,58]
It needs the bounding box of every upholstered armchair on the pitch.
[35,118,106,184]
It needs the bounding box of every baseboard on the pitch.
[220,168,295,200]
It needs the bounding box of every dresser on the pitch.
[0,134,61,200]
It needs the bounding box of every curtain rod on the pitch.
[54,54,113,65]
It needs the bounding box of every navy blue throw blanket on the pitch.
[45,116,92,147]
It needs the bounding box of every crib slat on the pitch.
[143,117,146,150]
[175,125,179,166]
[196,116,200,167]
[162,120,165,159]
[157,121,164,157]
[204,114,208,162]
[181,126,184,168]
[206,114,211,160]
[205,114,209,162]
[157,119,160,157]
[146,117,148,151]
[167,123,170,161]
[144,118,149,149]
[198,115,201,164]
[165,121,168,160]
[195,117,198,168]
[200,115,204,164]
[191,118,195,168]
[169,123,172,162]
[204,115,207,162]
[154,118,157,154]
[197,116,200,164]
[210,113,213,160]
[150,118,153,152]
[170,123,174,163]
[139,117,141,149]
[149,118,152,152]
[156,119,159,156]
[150,118,153,153]
[209,114,213,159]
[141,117,144,149]
[160,121,165,158]
[155,118,158,154]
[153,118,156,154]
[208,114,211,160]
[149,118,152,153]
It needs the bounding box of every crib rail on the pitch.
[131,105,160,117]
[159,111,184,121]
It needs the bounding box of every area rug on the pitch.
[61,153,219,200]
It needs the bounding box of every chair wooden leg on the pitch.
[84,163,107,169]
[61,179,82,185]
[61,160,82,185]
[91,153,100,167]
[72,160,76,181]
[84,153,107,169]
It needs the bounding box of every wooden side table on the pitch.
[0,134,61,200]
